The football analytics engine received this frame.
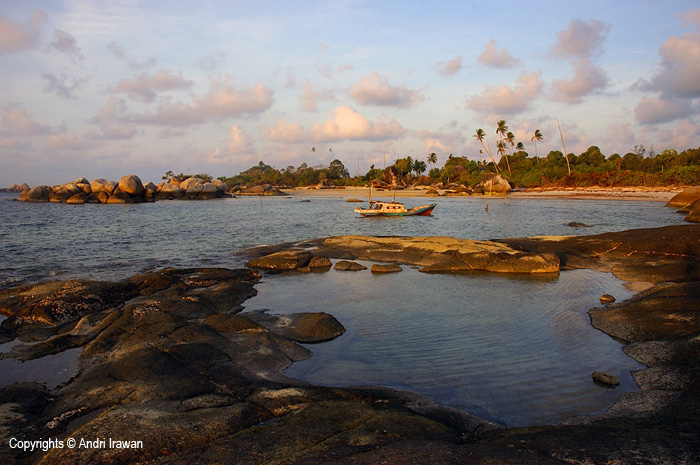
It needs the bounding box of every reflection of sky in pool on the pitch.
[245,263,643,427]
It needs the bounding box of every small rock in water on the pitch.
[567,222,590,228]
[334,260,367,271]
[592,371,620,387]
[600,294,616,304]
[371,264,402,273]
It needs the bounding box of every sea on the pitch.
[0,192,690,426]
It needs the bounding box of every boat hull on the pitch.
[355,204,436,217]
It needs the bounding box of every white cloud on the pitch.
[261,119,306,143]
[45,131,91,150]
[299,81,335,112]
[478,40,520,69]
[227,125,257,155]
[1,106,51,136]
[111,70,194,103]
[551,18,611,59]
[349,71,424,109]
[634,96,693,125]
[309,106,406,142]
[124,79,274,126]
[436,56,463,76]
[0,9,46,53]
[414,120,467,156]
[466,71,544,115]
[107,41,156,69]
[551,59,609,104]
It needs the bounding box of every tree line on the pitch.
[216,123,700,189]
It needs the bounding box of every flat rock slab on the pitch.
[371,263,402,273]
[318,235,560,274]
[245,310,346,343]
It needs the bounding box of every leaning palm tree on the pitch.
[496,140,509,173]
[531,129,543,165]
[474,129,500,173]
[495,120,512,174]
[557,120,571,176]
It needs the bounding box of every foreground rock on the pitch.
[1,225,699,464]
[666,185,700,210]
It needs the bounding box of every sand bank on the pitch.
[285,185,681,202]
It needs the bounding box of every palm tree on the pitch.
[531,129,543,165]
[496,140,508,173]
[474,129,500,173]
[495,120,512,174]
[557,119,572,176]
[427,152,437,168]
[311,147,316,167]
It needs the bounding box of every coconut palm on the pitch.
[496,140,508,173]
[557,120,572,176]
[495,120,512,174]
[311,147,316,167]
[531,129,543,165]
[474,129,500,173]
[427,152,437,168]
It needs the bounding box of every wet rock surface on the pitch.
[1,225,699,464]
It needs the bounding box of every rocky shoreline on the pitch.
[1,225,699,464]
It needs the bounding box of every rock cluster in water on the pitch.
[16,175,230,204]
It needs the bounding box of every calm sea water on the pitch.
[0,192,689,426]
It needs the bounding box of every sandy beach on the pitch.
[286,185,681,202]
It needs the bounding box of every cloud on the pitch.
[1,106,51,135]
[414,120,467,155]
[436,56,463,76]
[87,98,139,140]
[551,19,611,59]
[47,29,84,61]
[634,96,693,125]
[551,59,609,103]
[111,70,194,102]
[309,106,406,142]
[478,40,520,69]
[45,131,91,150]
[125,79,274,126]
[261,119,306,143]
[0,9,47,53]
[636,15,700,99]
[466,71,544,115]
[299,81,335,112]
[42,73,88,99]
[107,41,156,69]
[227,125,257,155]
[348,72,424,109]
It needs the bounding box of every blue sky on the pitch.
[1,0,699,186]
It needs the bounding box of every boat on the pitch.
[354,200,436,217]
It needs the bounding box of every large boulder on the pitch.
[156,182,186,200]
[246,311,346,343]
[74,177,89,185]
[239,185,289,196]
[118,174,144,197]
[19,185,51,202]
[65,193,86,205]
[685,200,700,223]
[213,179,228,192]
[91,178,118,195]
[8,183,30,192]
[107,188,137,204]
[667,186,700,210]
[199,182,219,200]
[180,177,205,190]
[476,173,511,194]
[246,250,313,270]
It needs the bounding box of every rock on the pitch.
[567,222,590,227]
[49,188,74,203]
[425,188,440,197]
[346,198,364,202]
[334,260,368,271]
[91,178,118,195]
[180,177,205,190]
[198,182,219,200]
[308,256,332,269]
[476,173,511,194]
[74,177,89,185]
[246,250,313,270]
[118,174,144,196]
[685,200,700,223]
[213,179,228,192]
[107,188,136,204]
[592,371,620,387]
[19,185,51,202]
[8,182,30,192]
[65,193,86,204]
[371,263,402,273]
[155,182,186,200]
[246,311,346,343]
[600,294,616,304]
[667,186,700,209]
[239,185,289,196]
[76,182,92,195]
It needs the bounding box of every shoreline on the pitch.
[285,185,681,202]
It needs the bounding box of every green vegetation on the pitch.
[215,137,700,190]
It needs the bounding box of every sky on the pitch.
[1,0,700,186]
